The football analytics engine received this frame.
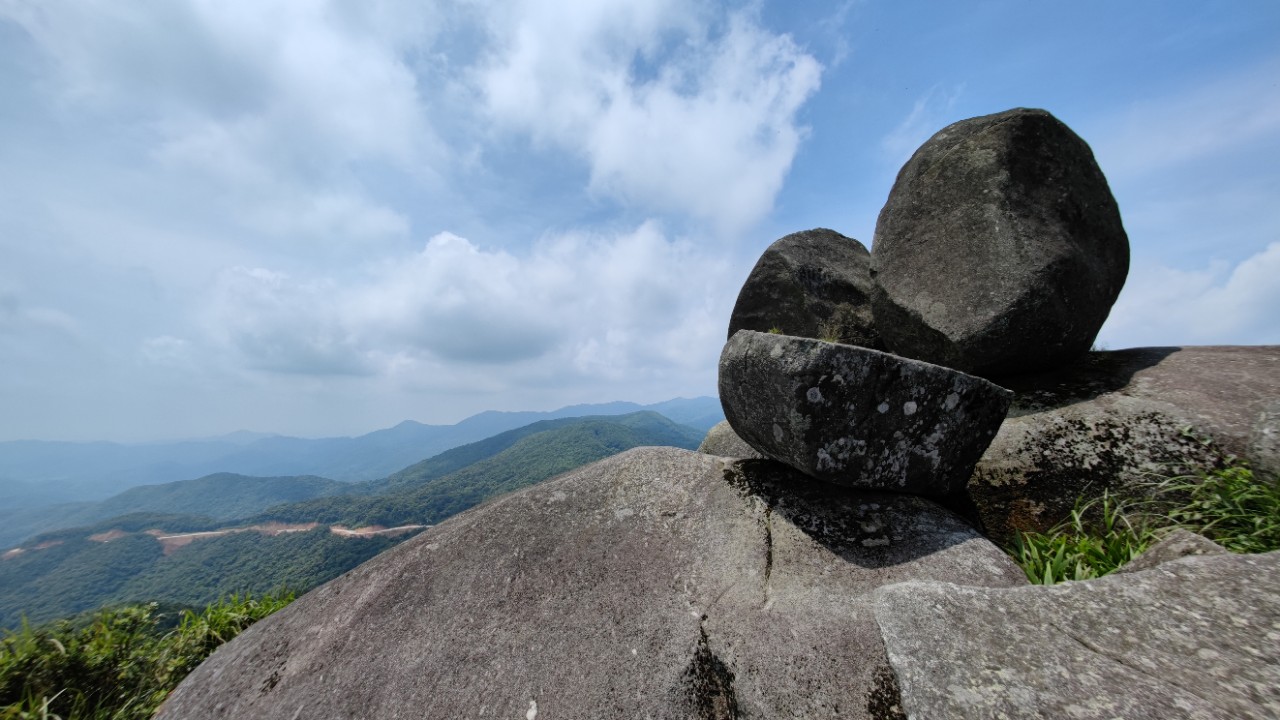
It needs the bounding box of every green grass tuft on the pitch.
[1009,463,1279,584]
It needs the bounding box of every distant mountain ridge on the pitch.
[0,397,724,508]
[0,411,706,628]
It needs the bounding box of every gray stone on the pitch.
[728,228,881,348]
[157,448,1026,720]
[871,107,1129,377]
[1116,528,1227,575]
[719,330,1012,498]
[970,345,1280,543]
[874,551,1280,719]
[697,420,764,459]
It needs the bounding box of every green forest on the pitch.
[0,412,704,630]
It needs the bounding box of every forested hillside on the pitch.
[0,412,704,628]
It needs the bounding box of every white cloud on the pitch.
[1097,243,1280,348]
[202,223,732,387]
[1089,56,1280,183]
[880,84,964,168]
[474,0,822,233]
[4,0,436,246]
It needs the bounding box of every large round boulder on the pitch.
[719,330,1012,499]
[156,448,1026,720]
[728,228,881,348]
[871,107,1129,377]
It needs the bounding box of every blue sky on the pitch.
[1,0,1277,441]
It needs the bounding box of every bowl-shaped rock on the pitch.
[719,330,1012,498]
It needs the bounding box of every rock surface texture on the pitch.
[1115,528,1227,575]
[697,419,764,459]
[719,330,1012,498]
[871,107,1129,377]
[970,345,1280,542]
[727,228,881,348]
[874,551,1280,719]
[156,448,1027,720]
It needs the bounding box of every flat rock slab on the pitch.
[871,107,1129,377]
[720,330,1012,498]
[970,345,1280,542]
[157,448,1026,720]
[874,551,1280,719]
[728,228,881,348]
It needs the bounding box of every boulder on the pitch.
[697,420,764,459]
[969,345,1280,543]
[719,330,1012,498]
[1116,529,1227,575]
[157,448,1027,720]
[874,550,1280,719]
[871,107,1129,377]
[727,228,881,348]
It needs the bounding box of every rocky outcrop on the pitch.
[719,330,1011,498]
[157,448,1027,720]
[697,420,763,459]
[969,345,1280,542]
[1116,529,1227,575]
[727,228,881,348]
[874,550,1280,719]
[871,107,1129,377]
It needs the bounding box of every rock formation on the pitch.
[697,420,763,459]
[727,228,881,348]
[719,330,1011,499]
[871,107,1129,377]
[875,550,1280,719]
[969,345,1280,542]
[156,448,1027,720]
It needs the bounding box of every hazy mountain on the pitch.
[0,411,706,627]
[0,397,723,508]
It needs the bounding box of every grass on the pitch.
[1010,463,1280,584]
[1,593,292,720]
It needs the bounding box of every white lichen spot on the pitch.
[806,386,823,403]
[903,401,918,415]
[944,392,960,411]
[631,648,638,656]
[772,423,784,442]
[527,700,538,720]
[877,402,890,414]
[549,491,567,502]
[614,508,635,520]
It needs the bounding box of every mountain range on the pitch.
[0,410,708,628]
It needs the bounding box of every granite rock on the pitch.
[871,107,1129,377]
[719,330,1012,498]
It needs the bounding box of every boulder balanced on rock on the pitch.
[728,228,881,349]
[871,107,1129,377]
[719,330,1012,499]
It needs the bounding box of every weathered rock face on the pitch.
[969,345,1280,543]
[727,228,881,348]
[1115,528,1227,575]
[871,107,1129,377]
[697,419,764,459]
[874,550,1280,719]
[719,330,1012,498]
[157,448,1026,720]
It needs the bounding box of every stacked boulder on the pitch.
[718,106,1136,513]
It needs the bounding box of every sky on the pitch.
[1,1,1277,442]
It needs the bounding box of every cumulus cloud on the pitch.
[203,223,731,388]
[4,0,435,246]
[1097,243,1280,348]
[474,0,822,233]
